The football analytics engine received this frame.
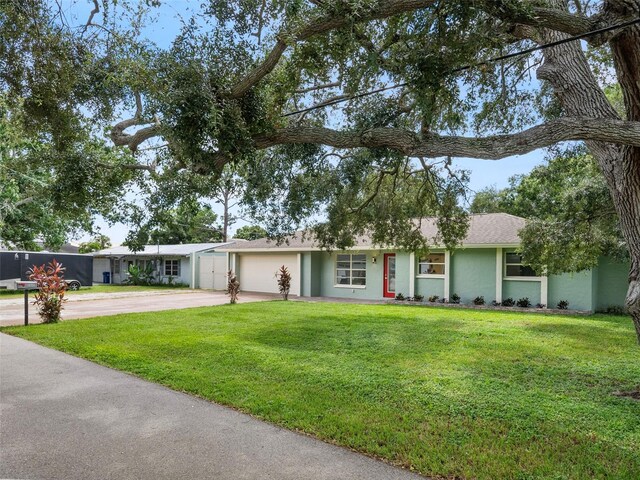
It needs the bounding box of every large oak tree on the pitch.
[2,0,640,340]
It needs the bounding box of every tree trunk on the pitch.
[609,1,640,340]
[222,190,229,242]
[538,0,640,342]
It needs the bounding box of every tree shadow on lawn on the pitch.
[235,313,467,357]
[522,318,636,348]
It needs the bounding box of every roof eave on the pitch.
[219,242,522,253]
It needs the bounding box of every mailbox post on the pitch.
[16,281,38,326]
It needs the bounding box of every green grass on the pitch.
[3,302,639,479]
[0,284,189,298]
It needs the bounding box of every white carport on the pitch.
[93,243,233,288]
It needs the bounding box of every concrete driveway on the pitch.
[0,334,423,480]
[0,290,274,326]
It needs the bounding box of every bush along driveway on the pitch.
[3,301,639,479]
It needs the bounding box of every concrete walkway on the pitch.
[0,334,423,480]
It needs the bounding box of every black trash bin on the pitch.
[102,271,111,284]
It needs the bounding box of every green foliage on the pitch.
[233,225,267,241]
[470,148,625,274]
[7,302,640,479]
[149,200,222,245]
[28,259,67,323]
[469,186,504,214]
[0,94,135,249]
[502,297,515,307]
[557,300,569,310]
[125,263,156,286]
[473,296,485,306]
[0,0,630,273]
[516,297,531,308]
[79,235,112,254]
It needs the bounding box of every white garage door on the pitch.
[199,255,228,290]
[238,253,299,295]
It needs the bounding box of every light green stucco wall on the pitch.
[415,278,444,299]
[450,249,497,303]
[502,280,540,305]
[273,248,629,310]
[301,252,322,297]
[548,271,593,311]
[596,257,629,311]
[317,250,410,299]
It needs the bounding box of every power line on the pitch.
[282,16,640,117]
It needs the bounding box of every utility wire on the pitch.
[282,16,640,117]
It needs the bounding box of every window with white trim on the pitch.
[505,252,536,277]
[113,259,120,274]
[418,253,445,275]
[335,254,366,286]
[164,259,180,276]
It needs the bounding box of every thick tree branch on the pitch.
[82,0,100,34]
[495,4,639,46]
[15,197,34,207]
[110,123,161,152]
[109,92,161,151]
[253,117,640,159]
[229,0,436,98]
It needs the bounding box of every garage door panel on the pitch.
[238,254,299,295]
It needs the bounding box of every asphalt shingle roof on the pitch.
[221,213,526,251]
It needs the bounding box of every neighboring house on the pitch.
[219,213,629,312]
[93,243,233,289]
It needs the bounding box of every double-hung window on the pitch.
[336,254,366,286]
[164,259,180,276]
[418,253,445,275]
[505,252,536,277]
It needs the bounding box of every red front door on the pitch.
[383,253,396,298]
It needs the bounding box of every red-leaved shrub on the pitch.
[28,259,67,323]
[276,265,291,300]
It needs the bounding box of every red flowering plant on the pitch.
[28,259,67,323]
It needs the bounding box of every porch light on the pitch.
[371,256,377,264]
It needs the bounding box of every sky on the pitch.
[67,0,546,245]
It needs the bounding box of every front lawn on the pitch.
[3,302,639,479]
